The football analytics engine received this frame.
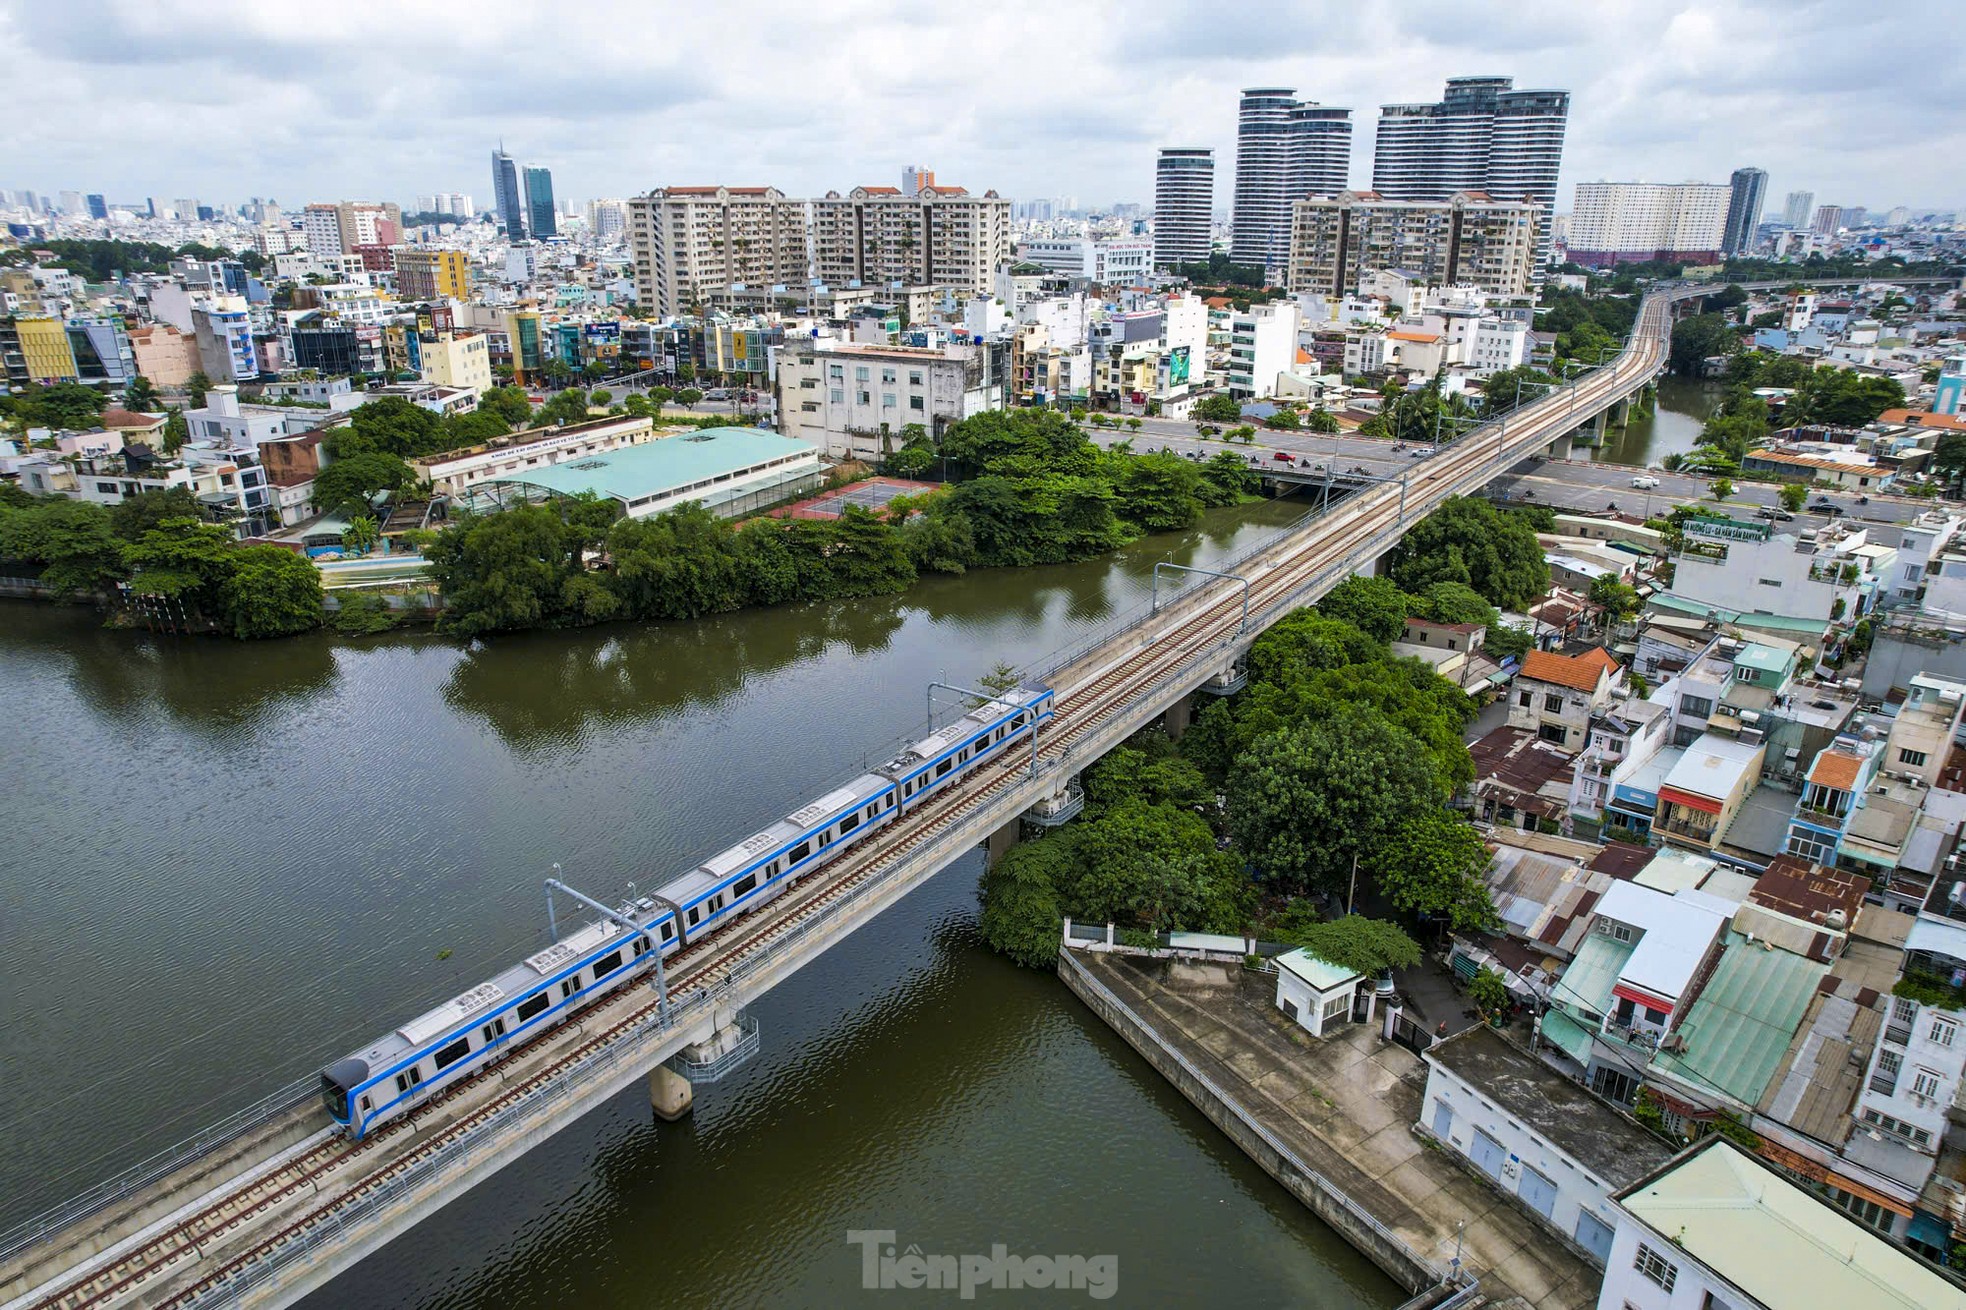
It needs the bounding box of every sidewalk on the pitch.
[1072,951,1598,1310]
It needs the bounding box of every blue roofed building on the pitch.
[455,426,824,520]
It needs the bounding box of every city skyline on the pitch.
[3,2,1963,215]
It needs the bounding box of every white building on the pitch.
[1421,1026,1672,1266]
[1225,300,1301,398]
[1595,1138,1963,1310]
[775,339,1009,461]
[1668,518,1884,627]
[1272,948,1361,1038]
[1468,317,1530,375]
[409,414,659,497]
[1566,182,1730,267]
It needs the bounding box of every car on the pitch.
[1271,450,1295,463]
[1630,475,1661,489]
[1755,507,1795,522]
[705,387,730,400]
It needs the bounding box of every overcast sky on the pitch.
[5,0,1960,215]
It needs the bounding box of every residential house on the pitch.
[1508,647,1623,751]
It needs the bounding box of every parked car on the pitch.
[1630,475,1661,489]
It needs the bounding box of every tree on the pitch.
[1110,452,1205,532]
[159,409,189,455]
[1226,706,1447,895]
[185,372,212,407]
[123,375,159,412]
[1711,478,1734,502]
[426,504,587,637]
[1316,574,1412,643]
[0,499,126,596]
[1286,915,1422,976]
[341,515,380,556]
[123,517,238,612]
[1387,497,1550,611]
[341,396,445,457]
[1410,581,1497,627]
[978,837,1069,968]
[676,388,703,408]
[478,386,533,427]
[11,381,107,430]
[1376,810,1498,931]
[1265,407,1302,430]
[311,452,412,516]
[1469,967,1510,1020]
[1588,574,1641,631]
[1192,394,1243,424]
[443,409,510,449]
[534,388,594,428]
[108,487,201,542]
[1778,482,1808,513]
[221,546,323,639]
[590,388,613,407]
[1931,432,1966,493]
[1199,451,1257,503]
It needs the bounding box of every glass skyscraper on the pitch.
[492,148,526,241]
[525,166,557,239]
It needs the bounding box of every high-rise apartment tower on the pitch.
[1230,89,1352,276]
[1154,148,1214,269]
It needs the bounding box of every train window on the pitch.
[935,758,953,778]
[359,1095,372,1113]
[660,921,675,941]
[517,993,550,1023]
[734,873,758,897]
[634,937,649,957]
[866,803,880,820]
[839,811,860,835]
[591,950,623,978]
[561,978,578,999]
[482,1018,506,1043]
[790,840,812,863]
[886,795,896,809]
[687,906,700,927]
[433,1037,471,1071]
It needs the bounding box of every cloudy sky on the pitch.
[4,0,1960,215]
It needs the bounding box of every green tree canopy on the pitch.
[123,517,238,611]
[0,498,126,596]
[1226,704,1447,896]
[1191,394,1243,424]
[1316,574,1413,643]
[221,546,323,639]
[339,396,445,458]
[1376,810,1498,932]
[1286,915,1422,976]
[1387,497,1550,611]
[312,452,413,516]
[108,486,202,542]
[478,386,534,427]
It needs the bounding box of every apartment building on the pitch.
[1566,181,1731,267]
[395,248,472,301]
[1286,190,1540,298]
[1230,89,1353,275]
[627,186,809,317]
[1371,77,1569,267]
[810,185,1011,296]
[419,331,493,398]
[774,338,1009,461]
[1153,148,1214,269]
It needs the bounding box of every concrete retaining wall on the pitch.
[1057,949,1441,1296]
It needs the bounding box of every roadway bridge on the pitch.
[0,287,1687,1309]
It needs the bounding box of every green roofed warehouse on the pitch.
[456,426,824,520]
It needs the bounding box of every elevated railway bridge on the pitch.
[0,283,1786,1308]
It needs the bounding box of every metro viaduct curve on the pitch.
[0,286,1692,1310]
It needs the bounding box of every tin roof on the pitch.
[1649,931,1827,1107]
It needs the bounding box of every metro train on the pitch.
[320,684,1055,1138]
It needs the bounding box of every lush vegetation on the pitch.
[425,409,1260,637]
[0,381,109,432]
[2,238,264,282]
[1670,351,1908,476]
[0,489,323,638]
[1385,496,1551,611]
[979,598,1501,969]
[1168,253,1269,289]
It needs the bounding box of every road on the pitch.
[1089,417,1440,481]
[1488,457,1933,543]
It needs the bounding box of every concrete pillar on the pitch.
[1161,693,1194,740]
[985,816,1022,865]
[649,1064,693,1121]
[1381,1000,1401,1043]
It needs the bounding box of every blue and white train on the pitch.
[320,684,1056,1138]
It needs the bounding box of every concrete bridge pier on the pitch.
[649,1065,693,1121]
[986,815,1023,865]
[1160,692,1195,740]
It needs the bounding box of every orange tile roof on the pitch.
[1519,647,1618,692]
[1387,331,1441,343]
[1879,409,1966,432]
[1808,749,1865,790]
[99,408,165,428]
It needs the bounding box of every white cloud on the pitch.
[1,0,1959,211]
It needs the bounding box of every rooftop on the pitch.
[1520,646,1618,693]
[1592,880,1731,1008]
[1661,734,1764,803]
[1614,1138,1966,1310]
[1757,990,1880,1146]
[482,427,816,504]
[1426,1026,1671,1187]
[1649,930,1828,1107]
[1274,947,1361,992]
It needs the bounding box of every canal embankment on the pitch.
[1059,944,1599,1310]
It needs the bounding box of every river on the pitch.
[0,496,1400,1308]
[1583,375,1717,468]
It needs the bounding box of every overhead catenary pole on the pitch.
[544,868,669,1021]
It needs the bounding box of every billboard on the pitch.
[1168,345,1191,386]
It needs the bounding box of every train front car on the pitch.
[320,1058,368,1128]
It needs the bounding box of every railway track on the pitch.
[18,306,1669,1310]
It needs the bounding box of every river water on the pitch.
[1584,375,1716,468]
[0,496,1399,1308]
